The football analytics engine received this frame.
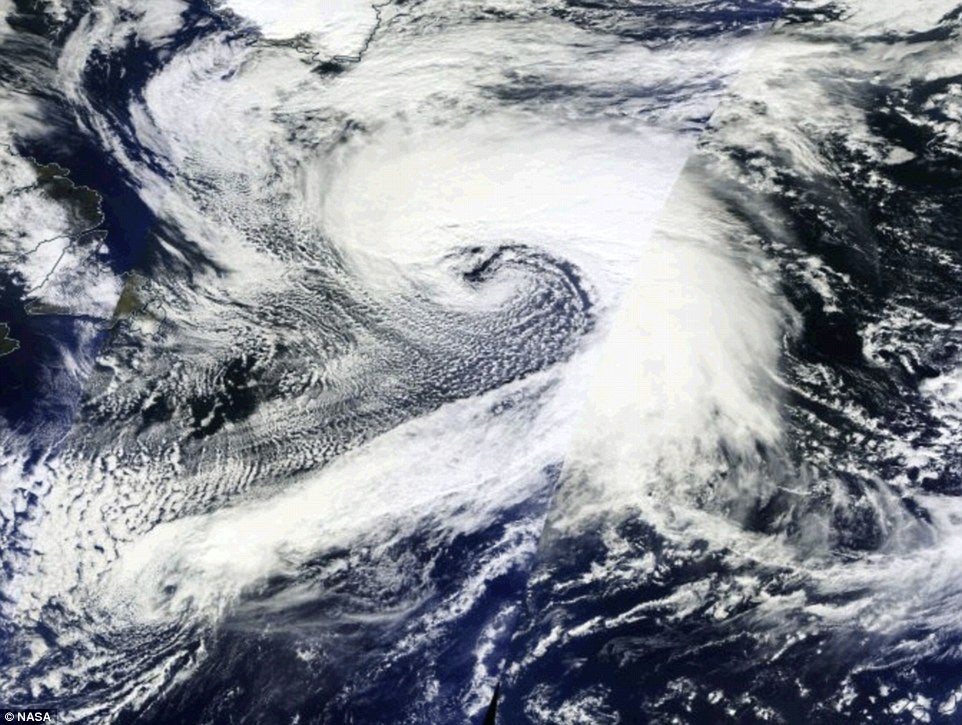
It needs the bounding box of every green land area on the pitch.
[0,322,20,356]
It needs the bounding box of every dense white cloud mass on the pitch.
[218,0,377,50]
[501,3,962,722]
